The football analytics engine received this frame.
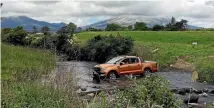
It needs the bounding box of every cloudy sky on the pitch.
[1,0,214,28]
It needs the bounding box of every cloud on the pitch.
[1,0,214,28]
[205,0,214,6]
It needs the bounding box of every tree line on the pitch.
[1,22,134,63]
[104,17,189,31]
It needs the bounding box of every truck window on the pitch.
[140,57,145,63]
[121,58,129,64]
[130,58,139,64]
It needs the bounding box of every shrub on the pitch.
[6,26,28,45]
[114,75,181,108]
[196,58,214,84]
[84,35,134,63]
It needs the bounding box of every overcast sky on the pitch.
[1,0,214,28]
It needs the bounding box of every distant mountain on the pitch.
[81,16,200,30]
[1,16,66,32]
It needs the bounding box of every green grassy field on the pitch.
[77,31,214,44]
[1,44,69,107]
[77,31,214,68]
[1,44,56,81]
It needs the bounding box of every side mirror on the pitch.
[120,62,125,65]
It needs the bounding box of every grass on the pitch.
[77,31,214,83]
[77,31,214,44]
[77,31,214,67]
[1,43,56,81]
[1,44,84,108]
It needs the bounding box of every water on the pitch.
[43,61,214,107]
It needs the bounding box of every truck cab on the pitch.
[93,56,158,80]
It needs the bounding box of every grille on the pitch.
[93,67,101,73]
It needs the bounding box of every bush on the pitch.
[114,75,181,108]
[83,35,134,63]
[196,58,214,84]
[6,26,28,45]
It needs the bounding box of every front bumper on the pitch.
[93,71,106,79]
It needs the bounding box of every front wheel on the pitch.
[107,71,117,80]
[144,69,152,77]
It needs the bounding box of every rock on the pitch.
[203,81,207,84]
[87,93,94,97]
[212,102,214,106]
[210,89,214,94]
[188,103,198,108]
[92,86,101,89]
[171,88,178,93]
[203,88,208,93]
[81,87,87,91]
[178,88,186,95]
[183,94,199,104]
[188,103,206,108]
[185,88,193,93]
[199,92,208,97]
[194,90,203,94]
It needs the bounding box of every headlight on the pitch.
[101,67,107,72]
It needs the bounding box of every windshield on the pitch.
[106,57,123,64]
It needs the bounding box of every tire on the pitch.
[107,71,117,80]
[144,68,152,77]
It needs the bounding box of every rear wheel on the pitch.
[107,71,117,80]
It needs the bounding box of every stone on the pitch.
[184,88,193,93]
[178,88,186,95]
[87,93,94,97]
[199,92,208,97]
[212,102,214,106]
[81,87,87,91]
[194,89,203,94]
[171,88,178,93]
[210,89,214,94]
[203,88,208,93]
[183,94,199,104]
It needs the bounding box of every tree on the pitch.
[152,24,164,31]
[105,23,121,31]
[134,22,148,31]
[128,25,133,31]
[41,26,50,35]
[32,26,37,34]
[1,28,12,42]
[7,26,27,45]
[166,17,188,31]
[67,22,77,35]
[171,17,176,25]
[76,27,82,32]
[180,19,188,30]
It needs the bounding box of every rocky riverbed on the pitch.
[41,61,214,108]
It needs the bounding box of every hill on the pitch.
[81,16,200,30]
[1,16,66,32]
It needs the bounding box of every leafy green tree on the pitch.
[166,17,188,31]
[86,27,102,31]
[84,35,134,63]
[1,28,12,42]
[152,24,164,31]
[67,22,77,35]
[128,25,133,31]
[134,22,148,31]
[7,26,27,45]
[32,26,37,34]
[41,26,50,35]
[105,23,121,31]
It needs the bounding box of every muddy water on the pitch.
[49,61,214,107]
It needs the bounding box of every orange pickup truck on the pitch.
[93,56,158,80]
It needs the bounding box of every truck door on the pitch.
[128,57,142,74]
[118,58,130,74]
